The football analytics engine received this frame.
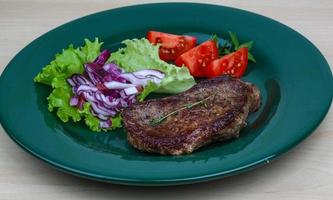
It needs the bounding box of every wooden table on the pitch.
[0,0,332,199]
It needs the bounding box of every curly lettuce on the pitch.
[34,38,120,132]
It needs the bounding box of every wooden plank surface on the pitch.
[0,0,332,199]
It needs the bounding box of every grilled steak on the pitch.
[122,75,261,155]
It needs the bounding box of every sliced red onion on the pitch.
[85,62,101,71]
[97,114,109,121]
[101,96,117,107]
[120,69,164,86]
[90,102,111,116]
[94,49,110,66]
[89,108,98,116]
[76,85,98,94]
[92,93,114,109]
[120,99,128,107]
[119,90,126,99]
[103,74,128,83]
[104,98,120,107]
[67,78,76,87]
[69,96,79,106]
[102,74,113,82]
[72,86,78,94]
[103,63,122,75]
[90,108,109,121]
[102,63,128,83]
[132,69,165,79]
[91,102,117,116]
[120,73,146,85]
[83,91,97,102]
[147,76,163,85]
[127,95,136,106]
[124,86,139,95]
[104,81,136,90]
[72,74,93,86]
[99,120,111,128]
[127,94,135,100]
[94,91,103,102]
[85,64,103,85]
[67,51,166,129]
[99,93,108,102]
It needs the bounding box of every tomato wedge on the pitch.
[147,31,196,61]
[205,47,248,78]
[175,40,218,77]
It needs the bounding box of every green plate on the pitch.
[0,3,332,186]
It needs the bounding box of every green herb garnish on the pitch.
[149,93,217,126]
[211,34,219,45]
[228,31,256,63]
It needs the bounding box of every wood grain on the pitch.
[0,0,332,199]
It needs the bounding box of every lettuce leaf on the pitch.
[137,81,159,101]
[109,38,196,95]
[34,38,118,132]
[111,115,122,129]
[78,103,101,132]
[34,38,102,85]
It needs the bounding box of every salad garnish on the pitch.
[34,38,195,131]
[67,50,164,129]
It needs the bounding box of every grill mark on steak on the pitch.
[122,75,261,155]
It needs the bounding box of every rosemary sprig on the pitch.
[149,93,217,126]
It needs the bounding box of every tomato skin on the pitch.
[175,40,219,77]
[206,48,248,78]
[147,31,196,61]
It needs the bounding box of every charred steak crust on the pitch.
[122,75,261,155]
